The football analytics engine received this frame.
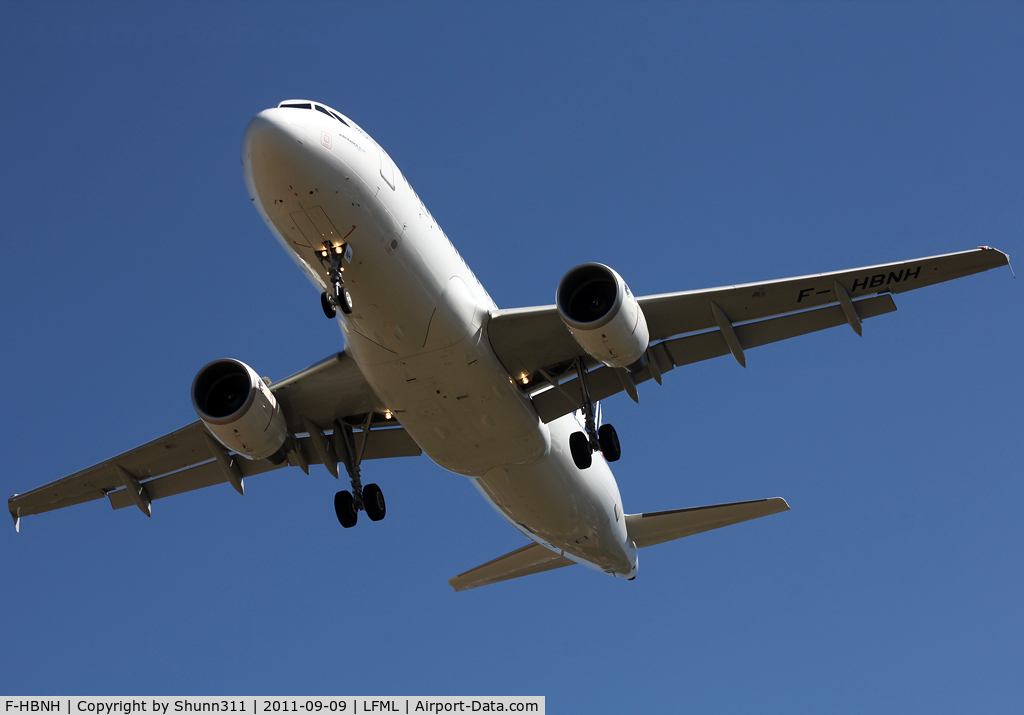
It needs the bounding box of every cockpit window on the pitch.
[314,104,350,127]
[277,101,351,127]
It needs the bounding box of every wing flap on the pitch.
[668,292,896,366]
[531,293,896,422]
[449,542,576,592]
[106,427,421,510]
[626,497,790,549]
[108,460,251,509]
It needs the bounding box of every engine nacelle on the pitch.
[556,263,650,371]
[191,358,288,462]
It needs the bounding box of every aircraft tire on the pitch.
[338,286,354,314]
[334,490,358,528]
[599,424,621,462]
[569,431,592,470]
[363,483,386,521]
[321,291,336,319]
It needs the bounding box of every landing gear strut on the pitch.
[569,358,621,469]
[317,240,353,318]
[332,413,386,528]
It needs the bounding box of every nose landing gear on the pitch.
[317,240,353,318]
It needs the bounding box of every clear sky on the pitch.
[1,2,1021,712]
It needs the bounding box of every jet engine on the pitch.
[191,358,288,462]
[556,263,650,371]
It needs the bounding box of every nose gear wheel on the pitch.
[316,240,353,318]
[321,291,336,318]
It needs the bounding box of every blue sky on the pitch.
[1,2,1021,711]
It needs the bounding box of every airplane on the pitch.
[8,99,1011,591]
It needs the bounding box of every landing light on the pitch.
[335,246,343,254]
[520,373,529,385]
[321,250,328,257]
[384,410,393,420]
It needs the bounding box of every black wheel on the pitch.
[569,431,592,470]
[321,291,336,319]
[599,423,621,462]
[337,285,353,314]
[363,483,386,521]
[334,490,358,528]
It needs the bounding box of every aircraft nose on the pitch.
[243,108,310,161]
[242,108,321,209]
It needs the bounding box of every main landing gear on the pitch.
[332,414,386,528]
[568,358,622,470]
[334,482,386,528]
[318,240,353,318]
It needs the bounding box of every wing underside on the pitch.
[486,247,1010,423]
[8,351,421,528]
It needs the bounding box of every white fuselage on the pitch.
[242,102,637,578]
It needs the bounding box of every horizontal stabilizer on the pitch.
[626,497,790,549]
[449,542,575,592]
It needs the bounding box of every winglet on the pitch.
[9,501,20,533]
[978,246,1013,278]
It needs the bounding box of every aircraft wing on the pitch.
[8,351,420,529]
[487,247,1010,423]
